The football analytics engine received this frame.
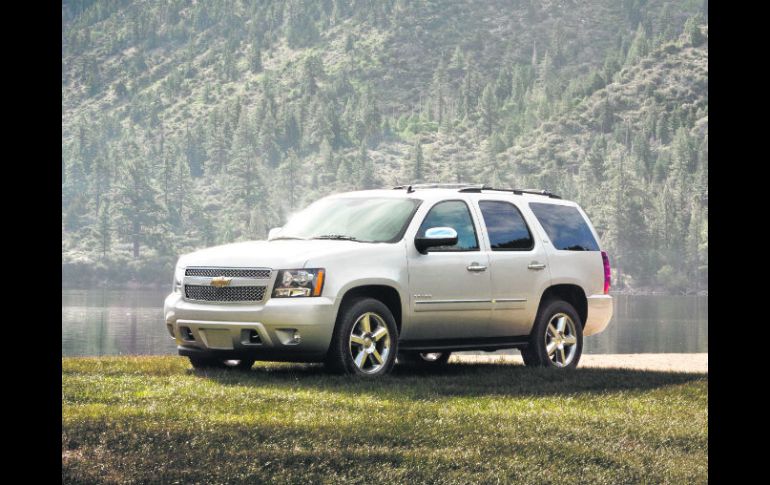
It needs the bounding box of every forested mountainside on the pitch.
[62,0,708,292]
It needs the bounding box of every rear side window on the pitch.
[478,201,533,250]
[418,200,479,251]
[529,202,600,251]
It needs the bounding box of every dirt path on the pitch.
[452,353,708,373]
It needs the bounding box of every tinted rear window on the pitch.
[478,201,533,250]
[529,202,600,251]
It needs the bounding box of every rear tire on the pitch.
[521,299,583,369]
[325,297,398,376]
[188,356,255,370]
[398,351,451,367]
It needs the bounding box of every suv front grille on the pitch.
[184,285,266,302]
[185,267,271,279]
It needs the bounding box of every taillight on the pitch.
[601,251,611,294]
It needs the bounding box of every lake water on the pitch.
[61,290,708,357]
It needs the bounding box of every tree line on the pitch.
[62,0,707,293]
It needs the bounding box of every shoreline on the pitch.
[61,353,709,374]
[61,285,708,297]
[453,353,708,374]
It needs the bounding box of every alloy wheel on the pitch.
[544,313,578,367]
[349,312,391,374]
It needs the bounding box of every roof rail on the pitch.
[392,184,415,193]
[391,183,561,199]
[458,186,561,199]
[392,183,483,193]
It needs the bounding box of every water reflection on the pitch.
[584,295,708,354]
[62,289,176,356]
[62,290,707,356]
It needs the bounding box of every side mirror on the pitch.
[267,227,282,240]
[415,227,458,254]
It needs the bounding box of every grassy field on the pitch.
[62,356,707,484]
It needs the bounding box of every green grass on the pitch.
[62,356,707,484]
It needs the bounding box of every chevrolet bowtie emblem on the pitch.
[210,276,233,288]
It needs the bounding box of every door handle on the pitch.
[467,263,487,272]
[527,262,547,270]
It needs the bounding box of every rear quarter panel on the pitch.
[523,200,605,298]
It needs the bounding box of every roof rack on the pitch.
[392,184,415,193]
[391,183,561,199]
[458,185,561,199]
[392,183,484,193]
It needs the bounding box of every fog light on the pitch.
[240,329,262,345]
[275,328,301,345]
[180,326,195,341]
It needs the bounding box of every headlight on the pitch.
[272,269,325,298]
[172,262,185,293]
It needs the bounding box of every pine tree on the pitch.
[484,133,505,187]
[97,198,112,259]
[169,150,192,230]
[260,107,281,167]
[537,50,555,99]
[89,154,111,216]
[671,127,693,211]
[409,138,424,183]
[359,89,382,144]
[184,124,205,177]
[686,201,703,291]
[479,84,498,136]
[113,156,165,259]
[280,150,299,210]
[448,45,464,74]
[335,154,353,189]
[657,4,676,41]
[459,60,478,120]
[63,157,89,231]
[230,111,262,207]
[301,54,324,97]
[355,139,374,189]
[549,19,566,68]
[598,96,614,133]
[249,44,262,73]
[625,23,649,66]
[683,14,706,47]
[431,59,447,125]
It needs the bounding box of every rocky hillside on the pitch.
[62,0,708,291]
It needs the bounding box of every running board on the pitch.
[398,336,529,352]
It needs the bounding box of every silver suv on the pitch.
[163,184,613,376]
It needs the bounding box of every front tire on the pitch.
[521,299,583,369]
[326,297,398,376]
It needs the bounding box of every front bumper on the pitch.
[583,294,613,336]
[163,292,337,362]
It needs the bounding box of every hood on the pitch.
[177,239,365,269]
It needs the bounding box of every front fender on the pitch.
[332,277,408,325]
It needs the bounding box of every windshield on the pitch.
[276,197,422,243]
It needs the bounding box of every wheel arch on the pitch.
[537,284,588,327]
[336,283,404,335]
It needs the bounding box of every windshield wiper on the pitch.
[314,234,357,241]
[271,236,307,241]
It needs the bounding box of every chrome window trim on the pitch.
[414,298,527,305]
[415,199,481,252]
